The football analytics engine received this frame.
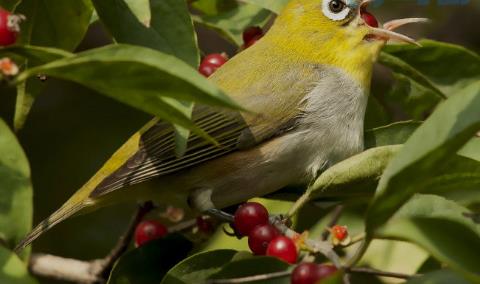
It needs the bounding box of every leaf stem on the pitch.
[347,267,421,279]
[207,271,291,284]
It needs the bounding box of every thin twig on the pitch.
[321,205,344,240]
[98,201,154,278]
[347,267,421,279]
[341,232,365,248]
[207,271,291,284]
[270,216,342,268]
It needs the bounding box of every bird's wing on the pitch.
[88,50,320,198]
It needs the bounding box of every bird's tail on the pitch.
[14,201,88,253]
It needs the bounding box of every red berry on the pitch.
[0,9,20,46]
[134,220,168,247]
[198,53,228,77]
[245,34,262,48]
[291,263,338,284]
[202,53,228,68]
[233,202,269,236]
[331,225,348,241]
[361,10,378,28]
[266,236,298,264]
[242,26,263,45]
[198,62,216,77]
[317,264,337,278]
[196,216,214,234]
[248,224,279,255]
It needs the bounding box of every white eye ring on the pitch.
[322,0,351,21]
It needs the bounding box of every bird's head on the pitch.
[267,0,427,83]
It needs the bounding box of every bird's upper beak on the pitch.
[359,0,429,46]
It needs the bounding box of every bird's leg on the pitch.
[188,187,215,212]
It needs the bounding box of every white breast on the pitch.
[266,66,368,182]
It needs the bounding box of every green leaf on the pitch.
[381,40,480,121]
[15,0,93,51]
[0,246,38,284]
[379,51,445,99]
[108,234,192,284]
[307,145,402,199]
[458,138,480,162]
[376,195,480,282]
[0,45,72,63]
[193,3,271,46]
[174,124,191,158]
[386,73,441,120]
[191,0,238,16]
[16,44,242,141]
[382,40,480,97]
[364,96,390,130]
[406,270,470,284]
[422,156,480,207]
[209,256,291,284]
[125,0,151,25]
[160,250,237,284]
[242,0,289,14]
[12,0,93,131]
[0,118,32,260]
[93,0,199,67]
[365,121,421,149]
[366,81,480,232]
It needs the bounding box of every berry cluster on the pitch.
[198,26,263,77]
[233,202,298,263]
[233,202,339,283]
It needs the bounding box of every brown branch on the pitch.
[29,254,104,284]
[347,267,420,279]
[321,205,344,241]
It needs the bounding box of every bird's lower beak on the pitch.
[368,18,429,46]
[359,0,429,46]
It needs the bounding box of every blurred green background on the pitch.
[0,1,479,283]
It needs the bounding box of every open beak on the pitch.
[359,0,429,46]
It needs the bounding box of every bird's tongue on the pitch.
[361,9,379,28]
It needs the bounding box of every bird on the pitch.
[15,0,426,251]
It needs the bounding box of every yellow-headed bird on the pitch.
[16,0,426,251]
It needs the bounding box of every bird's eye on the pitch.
[322,0,350,21]
[329,0,345,13]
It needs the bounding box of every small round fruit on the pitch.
[291,263,320,284]
[196,216,214,234]
[134,220,168,247]
[233,202,269,236]
[0,9,17,46]
[331,225,348,241]
[361,10,378,28]
[245,34,262,48]
[316,264,338,281]
[198,53,228,77]
[291,263,338,284]
[266,236,298,264]
[242,26,263,45]
[248,224,279,255]
[198,62,216,77]
[202,53,228,68]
